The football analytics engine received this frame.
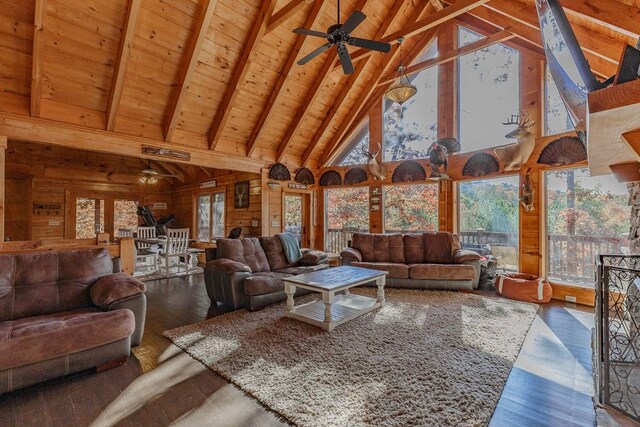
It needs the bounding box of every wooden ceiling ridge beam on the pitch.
[106,0,142,132]
[164,0,219,142]
[245,0,328,158]
[266,0,313,34]
[561,0,640,39]
[378,28,515,86]
[297,0,417,164]
[0,113,268,173]
[208,0,279,150]
[30,0,47,118]
[341,0,491,70]
[274,0,370,162]
[318,27,440,166]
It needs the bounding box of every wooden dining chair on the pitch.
[135,226,158,274]
[160,228,190,278]
[118,228,133,238]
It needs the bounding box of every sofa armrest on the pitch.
[206,258,252,274]
[340,247,362,263]
[91,272,146,309]
[296,249,327,266]
[203,263,251,310]
[453,249,481,263]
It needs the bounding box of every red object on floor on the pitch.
[497,272,553,303]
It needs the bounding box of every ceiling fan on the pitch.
[293,0,391,74]
[139,160,179,184]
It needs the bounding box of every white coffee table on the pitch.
[283,266,387,331]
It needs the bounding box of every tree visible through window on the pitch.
[337,118,370,166]
[384,184,438,232]
[325,188,369,252]
[458,27,520,153]
[197,192,225,242]
[75,197,105,238]
[383,40,438,161]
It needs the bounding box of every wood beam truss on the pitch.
[208,0,279,150]
[164,0,218,142]
[106,0,142,131]
[246,0,327,158]
[30,0,47,118]
[266,0,313,34]
[561,0,640,39]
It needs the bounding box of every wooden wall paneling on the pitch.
[0,136,6,247]
[208,0,279,150]
[438,21,456,140]
[6,177,32,241]
[368,100,382,234]
[30,0,47,118]
[164,0,219,142]
[106,0,142,131]
[246,0,327,158]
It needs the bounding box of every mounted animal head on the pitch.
[361,146,387,181]
[495,111,536,172]
[520,169,535,212]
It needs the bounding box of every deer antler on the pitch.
[502,110,533,128]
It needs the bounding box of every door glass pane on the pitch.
[545,168,630,287]
[284,194,303,245]
[383,184,439,233]
[212,192,225,239]
[458,176,520,271]
[75,197,105,238]
[197,194,211,241]
[114,200,138,238]
[325,188,369,253]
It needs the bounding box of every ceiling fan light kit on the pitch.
[293,0,391,75]
[139,175,158,185]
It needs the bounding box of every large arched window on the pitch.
[457,27,520,153]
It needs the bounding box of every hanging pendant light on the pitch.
[385,37,417,105]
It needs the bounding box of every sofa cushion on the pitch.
[244,272,292,296]
[297,250,328,266]
[423,232,454,264]
[275,264,329,275]
[351,262,409,279]
[408,264,475,281]
[0,249,114,322]
[351,233,404,263]
[351,233,375,262]
[0,308,135,370]
[259,236,292,271]
[217,238,271,273]
[403,234,425,264]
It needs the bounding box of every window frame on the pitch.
[194,188,226,243]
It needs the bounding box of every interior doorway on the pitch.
[283,192,310,248]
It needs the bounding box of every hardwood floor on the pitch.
[0,274,599,426]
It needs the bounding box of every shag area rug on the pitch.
[164,289,538,427]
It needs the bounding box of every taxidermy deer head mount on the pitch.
[520,168,535,212]
[494,111,536,172]
[362,145,387,180]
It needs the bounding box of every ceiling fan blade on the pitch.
[337,45,354,74]
[297,43,332,65]
[156,173,179,178]
[293,28,329,38]
[340,10,366,34]
[348,37,391,53]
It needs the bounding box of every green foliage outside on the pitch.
[384,184,438,232]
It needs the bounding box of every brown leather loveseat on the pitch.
[204,236,328,311]
[340,232,481,290]
[0,248,146,393]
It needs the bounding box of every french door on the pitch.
[70,194,139,239]
[283,192,310,247]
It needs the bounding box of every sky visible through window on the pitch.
[545,64,573,135]
[458,27,520,153]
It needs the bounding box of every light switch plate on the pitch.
[251,220,258,227]
[271,220,280,228]
[49,220,60,226]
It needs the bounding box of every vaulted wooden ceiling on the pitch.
[1,0,638,172]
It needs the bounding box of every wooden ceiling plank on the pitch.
[178,163,200,182]
[164,0,219,142]
[266,0,312,34]
[208,0,279,150]
[106,0,142,131]
[246,0,328,158]
[30,0,47,118]
[199,166,212,177]
[295,0,412,164]
[343,0,491,69]
[378,29,515,86]
[318,27,439,166]
[0,113,268,173]
[151,160,184,183]
[561,0,640,39]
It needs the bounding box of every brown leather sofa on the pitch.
[0,248,147,393]
[340,232,481,290]
[204,236,328,310]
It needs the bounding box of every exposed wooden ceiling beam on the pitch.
[561,0,640,39]
[342,0,491,69]
[378,29,515,85]
[199,166,212,177]
[266,0,313,34]
[246,0,328,158]
[0,113,268,173]
[208,0,279,150]
[164,0,218,142]
[106,0,142,131]
[152,161,185,183]
[430,0,445,11]
[318,28,440,166]
[275,0,370,162]
[178,164,200,182]
[298,0,414,164]
[30,0,46,118]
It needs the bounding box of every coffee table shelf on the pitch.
[288,294,380,331]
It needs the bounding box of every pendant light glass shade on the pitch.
[139,175,158,185]
[385,65,417,105]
